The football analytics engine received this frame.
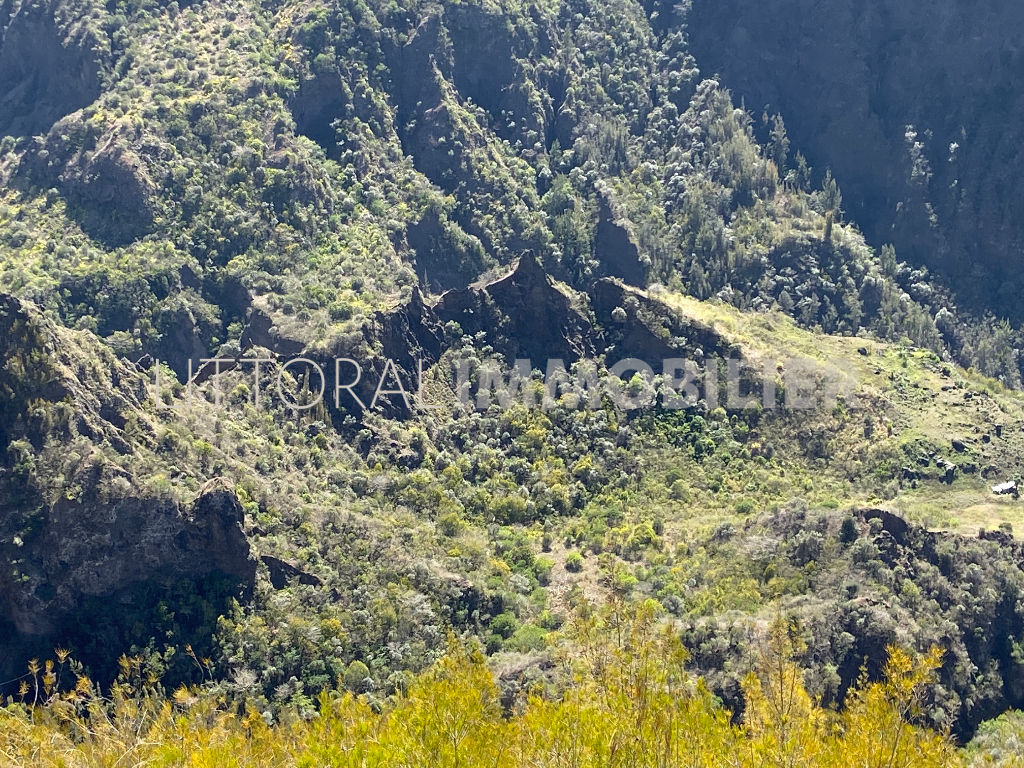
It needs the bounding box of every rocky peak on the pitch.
[435,254,599,364]
[589,278,727,362]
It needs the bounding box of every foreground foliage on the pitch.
[0,605,966,767]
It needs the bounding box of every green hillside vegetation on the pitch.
[3,0,1024,762]
[0,605,971,767]
[1,0,1020,381]
[5,268,1024,746]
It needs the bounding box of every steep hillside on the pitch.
[1,0,1021,384]
[2,0,1024,760]
[688,0,1024,320]
[5,259,1024,739]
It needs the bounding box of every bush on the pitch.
[566,552,584,573]
[839,516,859,544]
[437,511,464,538]
[343,660,371,693]
[490,612,520,640]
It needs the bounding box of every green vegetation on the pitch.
[3,0,1024,762]
[0,604,969,766]
[1,0,1021,382]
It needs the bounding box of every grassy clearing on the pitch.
[650,289,1024,532]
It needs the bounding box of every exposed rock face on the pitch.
[445,3,549,145]
[392,13,450,130]
[334,285,446,417]
[153,305,224,381]
[239,256,611,421]
[368,286,444,370]
[0,294,254,670]
[687,0,1024,318]
[226,258,755,422]
[237,257,747,421]
[594,190,647,286]
[407,207,490,293]
[1,481,255,638]
[262,555,322,589]
[404,80,480,193]
[0,0,107,136]
[60,131,157,245]
[291,66,348,155]
[392,6,549,151]
[687,506,1024,742]
[590,278,728,363]
[240,307,307,359]
[19,119,157,247]
[391,15,460,188]
[232,287,446,418]
[436,253,599,364]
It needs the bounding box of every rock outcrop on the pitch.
[687,0,1024,318]
[593,190,647,286]
[686,506,1024,742]
[61,130,157,245]
[1,481,255,638]
[0,0,107,136]
[369,286,444,370]
[291,66,349,155]
[436,252,599,364]
[18,118,157,247]
[589,278,730,363]
[262,555,323,589]
[0,294,255,674]
[0,292,141,451]
[240,307,307,359]
[444,3,549,145]
[407,207,490,293]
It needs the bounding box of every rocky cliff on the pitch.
[0,294,255,679]
[0,0,108,137]
[688,0,1024,318]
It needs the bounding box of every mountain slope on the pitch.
[688,0,1024,320]
[2,0,1024,755]
[1,0,1020,384]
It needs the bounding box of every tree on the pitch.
[821,169,843,216]
[840,516,859,544]
[770,114,790,171]
[343,660,371,692]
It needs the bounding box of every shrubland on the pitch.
[4,0,1024,762]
